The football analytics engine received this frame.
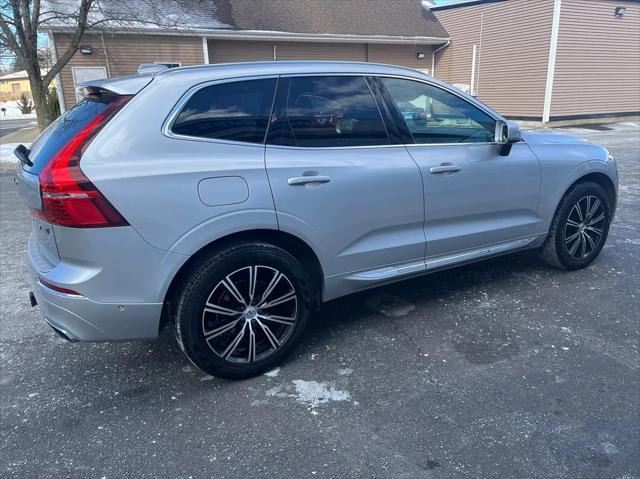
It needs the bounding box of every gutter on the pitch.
[431,40,450,77]
[48,26,450,45]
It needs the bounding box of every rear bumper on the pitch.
[25,224,185,342]
[31,274,163,341]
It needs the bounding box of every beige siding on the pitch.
[367,44,434,72]
[208,40,274,63]
[434,0,554,118]
[208,40,431,70]
[208,40,367,62]
[54,33,204,108]
[551,0,640,118]
[275,41,366,61]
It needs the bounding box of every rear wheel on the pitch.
[174,242,312,379]
[541,182,611,270]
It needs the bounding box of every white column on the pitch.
[543,0,562,123]
[202,37,210,64]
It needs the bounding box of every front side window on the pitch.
[171,78,277,143]
[282,76,389,147]
[380,78,497,144]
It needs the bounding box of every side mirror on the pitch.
[496,120,522,156]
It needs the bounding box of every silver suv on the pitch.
[15,62,618,378]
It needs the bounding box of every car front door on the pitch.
[379,77,541,267]
[265,75,425,299]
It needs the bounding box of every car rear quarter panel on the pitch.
[79,74,279,257]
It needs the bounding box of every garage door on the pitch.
[207,40,367,63]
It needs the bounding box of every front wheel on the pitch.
[540,181,612,270]
[173,242,312,379]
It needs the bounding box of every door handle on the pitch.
[429,164,462,174]
[288,176,331,186]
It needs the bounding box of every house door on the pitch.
[71,66,108,102]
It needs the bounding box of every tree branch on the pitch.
[43,0,93,87]
[30,0,41,33]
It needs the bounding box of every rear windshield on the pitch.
[25,98,112,174]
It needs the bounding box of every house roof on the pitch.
[0,69,48,81]
[46,0,449,42]
[218,0,449,38]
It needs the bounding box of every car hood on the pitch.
[522,130,590,145]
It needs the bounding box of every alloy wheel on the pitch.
[563,195,606,260]
[201,266,298,364]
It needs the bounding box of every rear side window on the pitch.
[27,98,113,174]
[171,78,277,143]
[279,76,389,148]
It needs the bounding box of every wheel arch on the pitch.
[160,229,325,331]
[562,172,617,216]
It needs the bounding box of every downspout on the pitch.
[470,44,477,95]
[100,32,111,77]
[47,31,66,113]
[543,0,562,124]
[475,13,485,96]
[431,40,450,77]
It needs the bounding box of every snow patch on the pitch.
[263,367,280,378]
[291,380,350,408]
[0,101,37,120]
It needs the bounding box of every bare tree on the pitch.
[0,0,186,130]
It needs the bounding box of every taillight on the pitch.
[39,96,132,228]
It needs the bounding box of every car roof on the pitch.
[79,61,505,122]
[158,60,431,82]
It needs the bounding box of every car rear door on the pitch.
[264,75,425,299]
[378,76,541,267]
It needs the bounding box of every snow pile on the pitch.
[0,101,37,120]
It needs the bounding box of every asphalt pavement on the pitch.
[1,123,639,478]
[0,118,38,139]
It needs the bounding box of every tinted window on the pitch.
[26,97,113,174]
[283,76,388,147]
[381,78,496,144]
[172,78,277,143]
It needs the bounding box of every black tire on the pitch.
[540,181,611,270]
[174,241,312,379]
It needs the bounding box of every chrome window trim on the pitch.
[162,71,511,150]
[267,72,507,150]
[162,74,279,147]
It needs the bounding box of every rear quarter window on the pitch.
[170,78,277,144]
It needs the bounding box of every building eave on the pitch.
[430,0,509,12]
[47,26,450,45]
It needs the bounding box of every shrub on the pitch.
[47,86,61,119]
[16,93,34,114]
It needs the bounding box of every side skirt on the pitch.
[322,234,544,302]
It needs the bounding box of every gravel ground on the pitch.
[1,123,638,479]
